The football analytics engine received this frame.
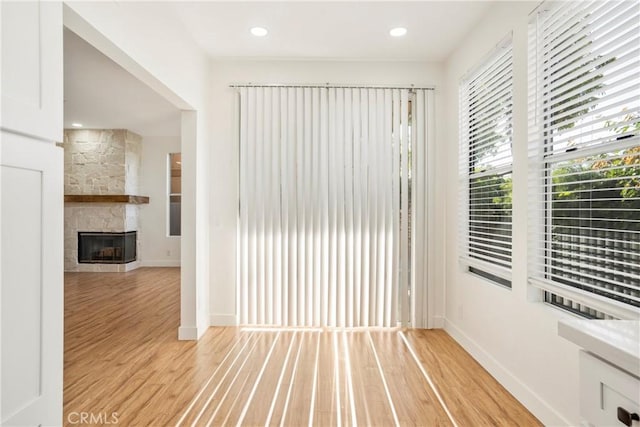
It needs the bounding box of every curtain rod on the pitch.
[229,83,435,90]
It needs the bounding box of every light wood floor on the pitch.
[64,268,541,426]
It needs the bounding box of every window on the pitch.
[529,1,640,318]
[168,153,181,236]
[459,34,514,287]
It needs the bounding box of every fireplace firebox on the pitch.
[78,231,137,264]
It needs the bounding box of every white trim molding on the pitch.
[140,260,181,268]
[178,326,199,341]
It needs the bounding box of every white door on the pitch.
[1,1,64,425]
[1,136,64,426]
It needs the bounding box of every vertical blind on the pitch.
[528,0,640,318]
[459,35,514,286]
[238,86,432,327]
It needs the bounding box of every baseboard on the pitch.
[139,260,181,267]
[178,325,199,341]
[444,318,571,426]
[210,314,238,326]
[123,261,141,272]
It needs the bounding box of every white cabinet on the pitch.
[559,320,640,427]
[1,1,63,142]
[580,351,640,427]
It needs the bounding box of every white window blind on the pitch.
[237,86,433,327]
[459,35,514,287]
[528,0,640,319]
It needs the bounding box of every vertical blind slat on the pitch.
[383,89,394,327]
[391,90,401,327]
[256,87,264,324]
[312,88,321,326]
[400,90,410,327]
[239,87,249,324]
[336,89,344,327]
[410,90,418,327]
[304,88,313,326]
[360,89,370,326]
[328,89,337,326]
[345,89,354,327]
[320,89,329,326]
[353,89,363,326]
[413,90,424,327]
[369,89,379,326]
[265,87,273,324]
[285,87,295,326]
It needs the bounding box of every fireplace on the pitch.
[78,231,137,264]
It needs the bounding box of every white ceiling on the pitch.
[172,1,492,61]
[64,2,491,135]
[63,28,181,137]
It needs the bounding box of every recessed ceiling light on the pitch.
[250,27,268,37]
[390,27,407,37]
[71,123,83,128]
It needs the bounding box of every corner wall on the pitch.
[441,2,582,425]
[208,60,447,327]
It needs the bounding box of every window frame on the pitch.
[459,33,514,288]
[168,152,181,237]
[527,0,640,320]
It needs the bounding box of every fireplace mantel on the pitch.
[64,195,150,204]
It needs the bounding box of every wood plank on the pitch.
[241,331,299,426]
[402,329,543,426]
[208,332,281,426]
[346,331,396,427]
[368,330,453,426]
[234,331,297,426]
[175,332,257,425]
[273,331,318,426]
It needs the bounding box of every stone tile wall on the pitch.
[64,129,143,272]
[125,131,142,195]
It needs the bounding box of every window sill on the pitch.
[528,278,640,321]
[459,256,512,289]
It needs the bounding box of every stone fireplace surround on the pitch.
[63,129,148,272]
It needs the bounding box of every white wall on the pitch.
[441,2,582,425]
[64,1,211,339]
[139,135,181,267]
[208,60,446,326]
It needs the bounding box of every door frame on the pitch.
[62,5,201,340]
